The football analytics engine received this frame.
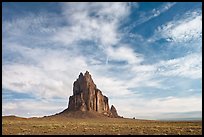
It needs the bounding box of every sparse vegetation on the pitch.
[2,116,202,135]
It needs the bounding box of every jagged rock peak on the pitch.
[68,71,107,112]
[79,72,83,77]
[85,71,89,75]
[110,105,119,118]
[65,71,121,118]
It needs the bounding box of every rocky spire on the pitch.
[110,105,119,118]
[67,71,120,118]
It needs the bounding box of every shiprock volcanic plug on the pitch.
[55,71,121,118]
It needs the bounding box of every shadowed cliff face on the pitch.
[110,105,119,118]
[67,71,119,117]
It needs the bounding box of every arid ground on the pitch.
[2,116,202,135]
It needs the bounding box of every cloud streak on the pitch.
[151,9,202,43]
[123,2,176,33]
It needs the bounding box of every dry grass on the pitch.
[2,116,202,135]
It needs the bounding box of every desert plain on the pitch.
[2,116,202,135]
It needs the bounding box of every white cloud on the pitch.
[2,102,18,110]
[2,99,66,118]
[157,53,202,79]
[113,95,202,119]
[2,43,89,99]
[93,75,134,98]
[3,64,69,99]
[53,2,130,47]
[123,2,176,33]
[3,13,58,38]
[146,96,202,113]
[152,2,176,17]
[106,46,143,64]
[61,2,130,24]
[155,9,202,43]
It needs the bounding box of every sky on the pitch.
[2,2,202,120]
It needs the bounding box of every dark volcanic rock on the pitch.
[64,71,120,118]
[110,105,119,118]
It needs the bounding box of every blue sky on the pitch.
[2,2,202,120]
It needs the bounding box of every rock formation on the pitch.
[63,71,120,118]
[110,105,120,118]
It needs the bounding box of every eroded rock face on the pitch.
[110,105,119,118]
[67,71,119,117]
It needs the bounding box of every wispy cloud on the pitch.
[156,53,202,79]
[53,2,130,47]
[123,2,176,33]
[150,9,202,43]
[2,43,88,99]
[113,95,201,119]
[2,99,66,118]
[106,45,143,64]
